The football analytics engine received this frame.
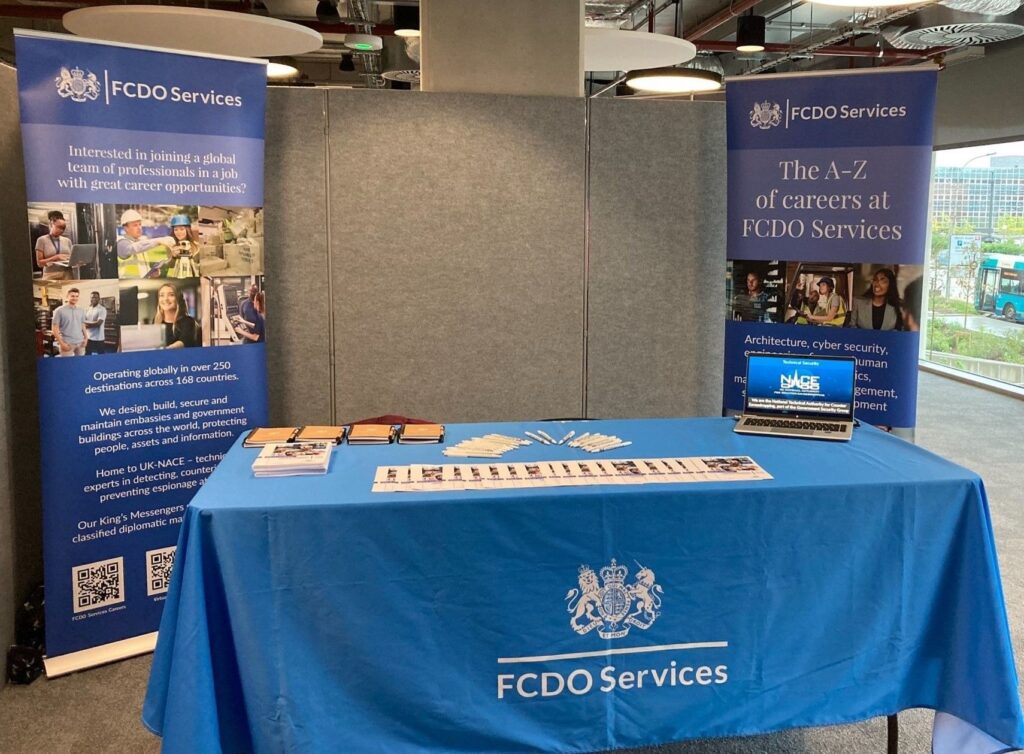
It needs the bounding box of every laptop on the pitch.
[120,324,167,352]
[734,353,857,441]
[52,244,97,268]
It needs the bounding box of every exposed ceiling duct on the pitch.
[885,5,1024,48]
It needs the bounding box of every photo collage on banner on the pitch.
[15,30,268,671]
[724,70,938,432]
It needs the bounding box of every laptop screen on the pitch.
[744,354,856,420]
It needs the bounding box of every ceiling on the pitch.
[0,0,1020,86]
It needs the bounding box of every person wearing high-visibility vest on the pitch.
[116,209,174,278]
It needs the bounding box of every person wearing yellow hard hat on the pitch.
[116,209,175,279]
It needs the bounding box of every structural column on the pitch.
[420,0,584,97]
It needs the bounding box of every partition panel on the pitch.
[264,88,334,425]
[326,90,587,423]
[0,63,41,653]
[587,98,727,418]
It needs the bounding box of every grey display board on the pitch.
[325,90,588,423]
[587,97,727,418]
[0,62,41,653]
[264,88,334,426]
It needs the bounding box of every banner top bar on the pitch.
[726,64,939,83]
[14,28,268,66]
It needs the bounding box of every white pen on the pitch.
[524,431,548,444]
[559,431,575,444]
[578,434,613,450]
[537,430,557,445]
[595,441,632,452]
[568,432,591,448]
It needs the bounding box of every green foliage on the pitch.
[927,318,1024,365]
[929,295,976,315]
[981,240,1024,256]
[995,214,1024,238]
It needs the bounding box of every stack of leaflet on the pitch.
[252,442,332,477]
[398,424,445,444]
[347,424,396,445]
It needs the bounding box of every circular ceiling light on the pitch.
[63,5,322,58]
[625,66,723,94]
[267,57,300,80]
[395,28,421,38]
[344,33,383,51]
[584,28,696,72]
[736,14,767,52]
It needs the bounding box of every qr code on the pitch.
[72,557,125,614]
[146,546,176,596]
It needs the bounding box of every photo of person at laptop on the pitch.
[155,283,201,349]
[35,210,72,280]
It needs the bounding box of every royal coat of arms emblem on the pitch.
[55,66,100,103]
[565,559,663,639]
[750,101,782,130]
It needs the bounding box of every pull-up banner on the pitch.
[724,69,937,432]
[15,30,269,675]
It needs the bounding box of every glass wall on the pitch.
[924,142,1024,389]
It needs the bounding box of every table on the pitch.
[143,418,1024,754]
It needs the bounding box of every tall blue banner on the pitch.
[15,30,268,673]
[724,69,937,431]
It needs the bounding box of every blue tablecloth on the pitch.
[143,418,1024,753]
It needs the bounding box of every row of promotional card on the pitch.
[372,456,771,493]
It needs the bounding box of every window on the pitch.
[924,142,1024,390]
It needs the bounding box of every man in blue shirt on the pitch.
[52,287,86,357]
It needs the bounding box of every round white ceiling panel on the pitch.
[584,28,697,72]
[63,5,323,59]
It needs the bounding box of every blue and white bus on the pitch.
[976,254,1024,323]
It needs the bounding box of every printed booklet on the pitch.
[252,441,332,477]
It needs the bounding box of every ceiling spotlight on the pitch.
[736,12,766,53]
[625,66,723,94]
[395,28,421,38]
[339,53,355,72]
[315,0,340,23]
[267,57,300,80]
[344,33,383,51]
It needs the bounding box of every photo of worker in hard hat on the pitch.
[117,208,176,280]
[167,214,201,279]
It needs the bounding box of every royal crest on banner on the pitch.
[565,559,663,639]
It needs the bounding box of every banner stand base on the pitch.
[44,631,158,678]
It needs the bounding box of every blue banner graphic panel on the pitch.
[724,322,919,428]
[39,346,267,655]
[15,31,269,667]
[16,33,265,139]
[21,124,264,206]
[724,70,936,430]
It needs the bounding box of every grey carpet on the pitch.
[1,371,1020,753]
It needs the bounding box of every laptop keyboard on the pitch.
[744,418,845,432]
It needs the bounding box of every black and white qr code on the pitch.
[146,546,176,596]
[72,557,125,614]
